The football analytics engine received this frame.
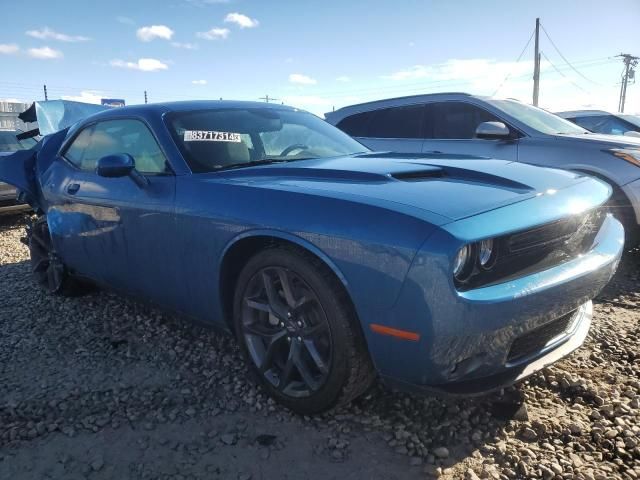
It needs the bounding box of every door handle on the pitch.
[67,183,80,195]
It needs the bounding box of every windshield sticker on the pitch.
[183,130,242,142]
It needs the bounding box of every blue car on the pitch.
[0,101,624,413]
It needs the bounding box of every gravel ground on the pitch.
[1,214,639,480]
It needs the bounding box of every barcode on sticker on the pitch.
[184,130,242,142]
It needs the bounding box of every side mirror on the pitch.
[96,153,135,178]
[475,121,511,140]
[96,153,149,187]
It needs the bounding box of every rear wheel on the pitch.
[27,216,86,296]
[233,246,375,414]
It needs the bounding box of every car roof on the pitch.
[325,92,485,121]
[83,100,300,122]
[555,110,611,118]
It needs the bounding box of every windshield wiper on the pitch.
[215,159,289,171]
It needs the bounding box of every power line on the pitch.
[493,28,536,96]
[539,22,602,86]
[540,51,592,94]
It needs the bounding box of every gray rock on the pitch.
[433,446,449,459]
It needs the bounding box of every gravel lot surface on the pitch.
[1,214,639,480]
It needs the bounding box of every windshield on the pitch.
[620,115,640,129]
[166,107,368,173]
[0,131,37,153]
[487,99,588,135]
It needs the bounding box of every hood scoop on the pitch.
[392,168,444,182]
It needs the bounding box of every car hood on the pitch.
[555,132,640,148]
[211,153,595,222]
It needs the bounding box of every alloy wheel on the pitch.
[241,266,332,398]
[28,219,65,293]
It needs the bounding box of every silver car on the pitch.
[0,130,37,214]
[326,93,640,242]
[556,110,640,137]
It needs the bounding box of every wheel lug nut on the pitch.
[297,336,302,341]
[297,321,302,327]
[287,312,292,318]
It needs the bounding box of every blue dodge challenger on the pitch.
[0,100,624,413]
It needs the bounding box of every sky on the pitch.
[1,0,639,116]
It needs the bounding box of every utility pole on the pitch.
[259,94,278,103]
[617,54,639,113]
[43,84,48,101]
[532,18,540,106]
[144,90,148,104]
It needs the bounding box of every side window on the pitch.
[64,119,169,174]
[572,115,631,135]
[367,105,425,139]
[427,102,501,139]
[64,126,94,168]
[336,111,374,137]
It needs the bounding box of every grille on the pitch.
[507,311,576,363]
[506,209,603,256]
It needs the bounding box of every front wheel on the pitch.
[233,246,375,414]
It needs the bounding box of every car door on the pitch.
[420,101,519,160]
[337,104,426,153]
[46,118,178,304]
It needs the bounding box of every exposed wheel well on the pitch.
[219,236,358,332]
[573,169,638,244]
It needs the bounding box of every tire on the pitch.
[28,215,88,296]
[607,188,639,247]
[233,246,375,414]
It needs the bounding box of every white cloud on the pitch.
[0,97,24,103]
[224,12,259,28]
[136,25,174,42]
[28,46,63,59]
[192,79,207,85]
[0,44,19,55]
[61,90,103,104]
[110,58,169,72]
[336,76,351,83]
[289,73,317,85]
[117,16,135,25]
[196,28,230,40]
[172,42,198,50]
[26,27,89,42]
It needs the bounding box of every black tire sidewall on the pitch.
[233,247,354,414]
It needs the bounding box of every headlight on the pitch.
[453,244,472,281]
[609,148,640,167]
[478,239,495,268]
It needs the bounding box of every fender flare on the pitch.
[218,228,353,302]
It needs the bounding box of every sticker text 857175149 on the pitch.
[183,130,242,142]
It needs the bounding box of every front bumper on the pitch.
[363,214,624,394]
[622,177,640,225]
